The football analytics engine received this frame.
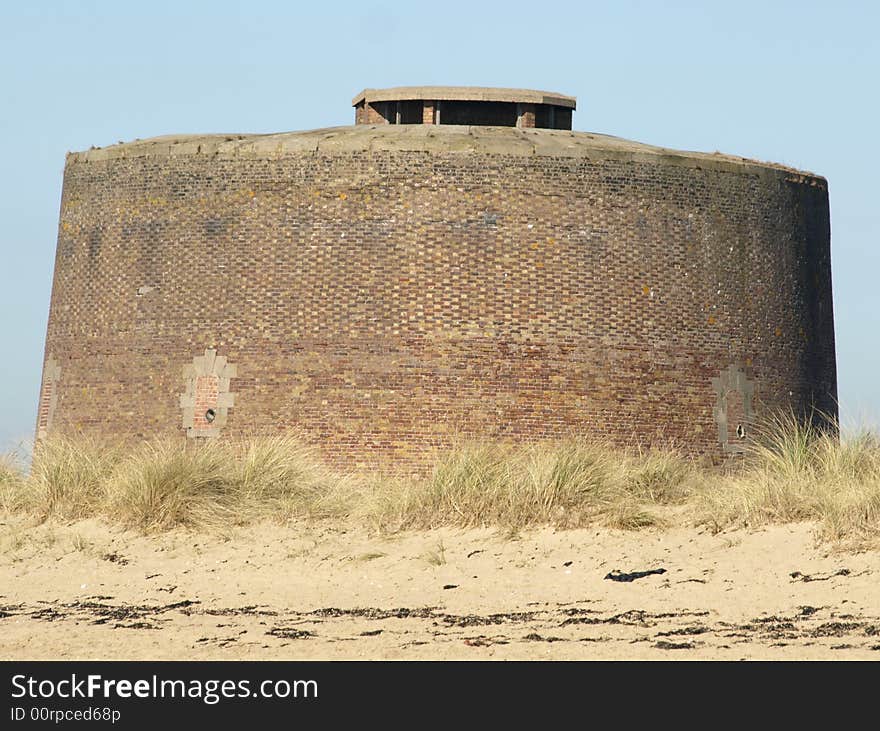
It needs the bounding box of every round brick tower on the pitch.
[38,86,836,465]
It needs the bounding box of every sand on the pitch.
[1,516,878,660]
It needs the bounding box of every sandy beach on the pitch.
[1,517,878,660]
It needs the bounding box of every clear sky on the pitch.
[1,0,877,453]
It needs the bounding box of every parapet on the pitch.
[352,86,576,129]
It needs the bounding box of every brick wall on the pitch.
[517,103,536,128]
[422,102,435,125]
[40,129,836,468]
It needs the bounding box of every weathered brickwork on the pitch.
[39,125,836,468]
[36,356,61,440]
[361,102,386,125]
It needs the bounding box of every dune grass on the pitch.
[7,435,353,533]
[694,413,880,547]
[0,453,26,513]
[2,414,879,547]
[367,440,697,532]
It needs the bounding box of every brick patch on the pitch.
[179,349,237,438]
[712,363,757,453]
[192,375,220,432]
[36,356,61,440]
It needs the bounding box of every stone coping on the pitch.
[66,125,824,183]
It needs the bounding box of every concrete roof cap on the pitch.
[66,125,823,184]
[352,86,576,109]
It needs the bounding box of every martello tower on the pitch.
[38,86,836,466]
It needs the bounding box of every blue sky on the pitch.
[1,0,877,452]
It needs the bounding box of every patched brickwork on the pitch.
[36,356,61,440]
[40,124,836,467]
[193,376,220,431]
[712,363,756,453]
[179,349,237,438]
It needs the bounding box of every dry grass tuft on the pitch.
[0,454,26,513]
[25,436,126,520]
[234,436,359,522]
[694,412,880,548]
[371,440,696,531]
[3,435,360,533]
[106,440,242,532]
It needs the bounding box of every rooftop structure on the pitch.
[352,86,576,129]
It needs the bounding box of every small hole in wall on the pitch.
[205,409,216,423]
[736,424,746,439]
